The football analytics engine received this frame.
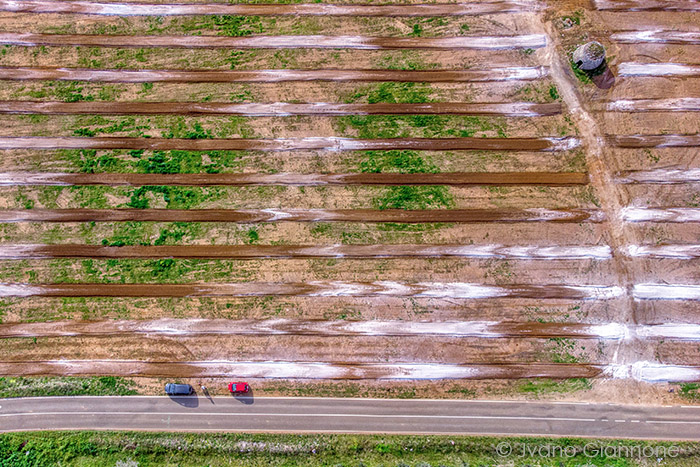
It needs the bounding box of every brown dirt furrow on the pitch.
[617,63,700,78]
[0,360,605,379]
[0,208,604,223]
[611,30,700,44]
[0,66,550,83]
[0,136,576,151]
[608,134,700,148]
[0,243,610,260]
[0,32,547,50]
[0,282,622,299]
[0,318,625,339]
[0,0,539,16]
[0,171,588,187]
[0,101,563,117]
[595,0,700,11]
[606,98,700,112]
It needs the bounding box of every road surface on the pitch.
[1,396,700,439]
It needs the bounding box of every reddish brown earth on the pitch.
[0,32,546,50]
[0,101,563,117]
[0,66,550,83]
[0,208,604,223]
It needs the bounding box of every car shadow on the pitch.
[168,394,200,408]
[232,387,255,405]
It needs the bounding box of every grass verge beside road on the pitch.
[0,432,696,466]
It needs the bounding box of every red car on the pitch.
[228,382,250,394]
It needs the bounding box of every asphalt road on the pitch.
[2,396,700,439]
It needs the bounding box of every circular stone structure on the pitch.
[572,41,606,71]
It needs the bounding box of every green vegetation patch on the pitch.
[0,432,696,467]
[518,378,592,396]
[0,376,137,398]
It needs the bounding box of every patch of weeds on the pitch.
[72,116,151,138]
[246,227,259,244]
[644,148,660,163]
[522,48,535,55]
[337,114,506,139]
[125,185,220,210]
[410,23,423,36]
[101,221,153,246]
[154,222,201,245]
[139,82,154,94]
[51,81,95,102]
[570,59,593,84]
[548,337,583,363]
[460,23,470,33]
[374,50,436,70]
[373,186,454,210]
[0,376,137,397]
[345,82,432,104]
[15,189,34,209]
[181,15,263,36]
[162,120,212,139]
[518,378,591,395]
[359,150,439,174]
[548,84,560,101]
[679,383,700,401]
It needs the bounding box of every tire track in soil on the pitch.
[0,360,605,379]
[0,282,623,299]
[0,32,547,50]
[0,101,563,117]
[609,134,700,148]
[0,136,579,151]
[0,208,604,223]
[595,0,700,11]
[0,0,540,16]
[0,243,610,260]
[0,318,629,340]
[0,66,550,83]
[611,31,700,45]
[0,172,588,187]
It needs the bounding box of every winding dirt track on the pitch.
[595,0,700,11]
[0,32,547,50]
[0,66,550,83]
[0,244,611,260]
[0,208,604,223]
[0,101,562,117]
[608,134,700,148]
[0,0,538,16]
[0,282,622,299]
[0,136,577,151]
[0,319,627,339]
[0,360,605,380]
[0,172,589,187]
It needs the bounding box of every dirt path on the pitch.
[0,282,622,299]
[0,0,540,16]
[0,208,604,223]
[0,243,611,259]
[0,32,547,50]
[0,101,562,117]
[0,66,550,83]
[0,171,588,187]
[0,318,628,339]
[0,360,606,379]
[0,136,578,151]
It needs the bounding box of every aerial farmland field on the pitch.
[0,0,699,411]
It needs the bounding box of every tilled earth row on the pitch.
[0,0,697,400]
